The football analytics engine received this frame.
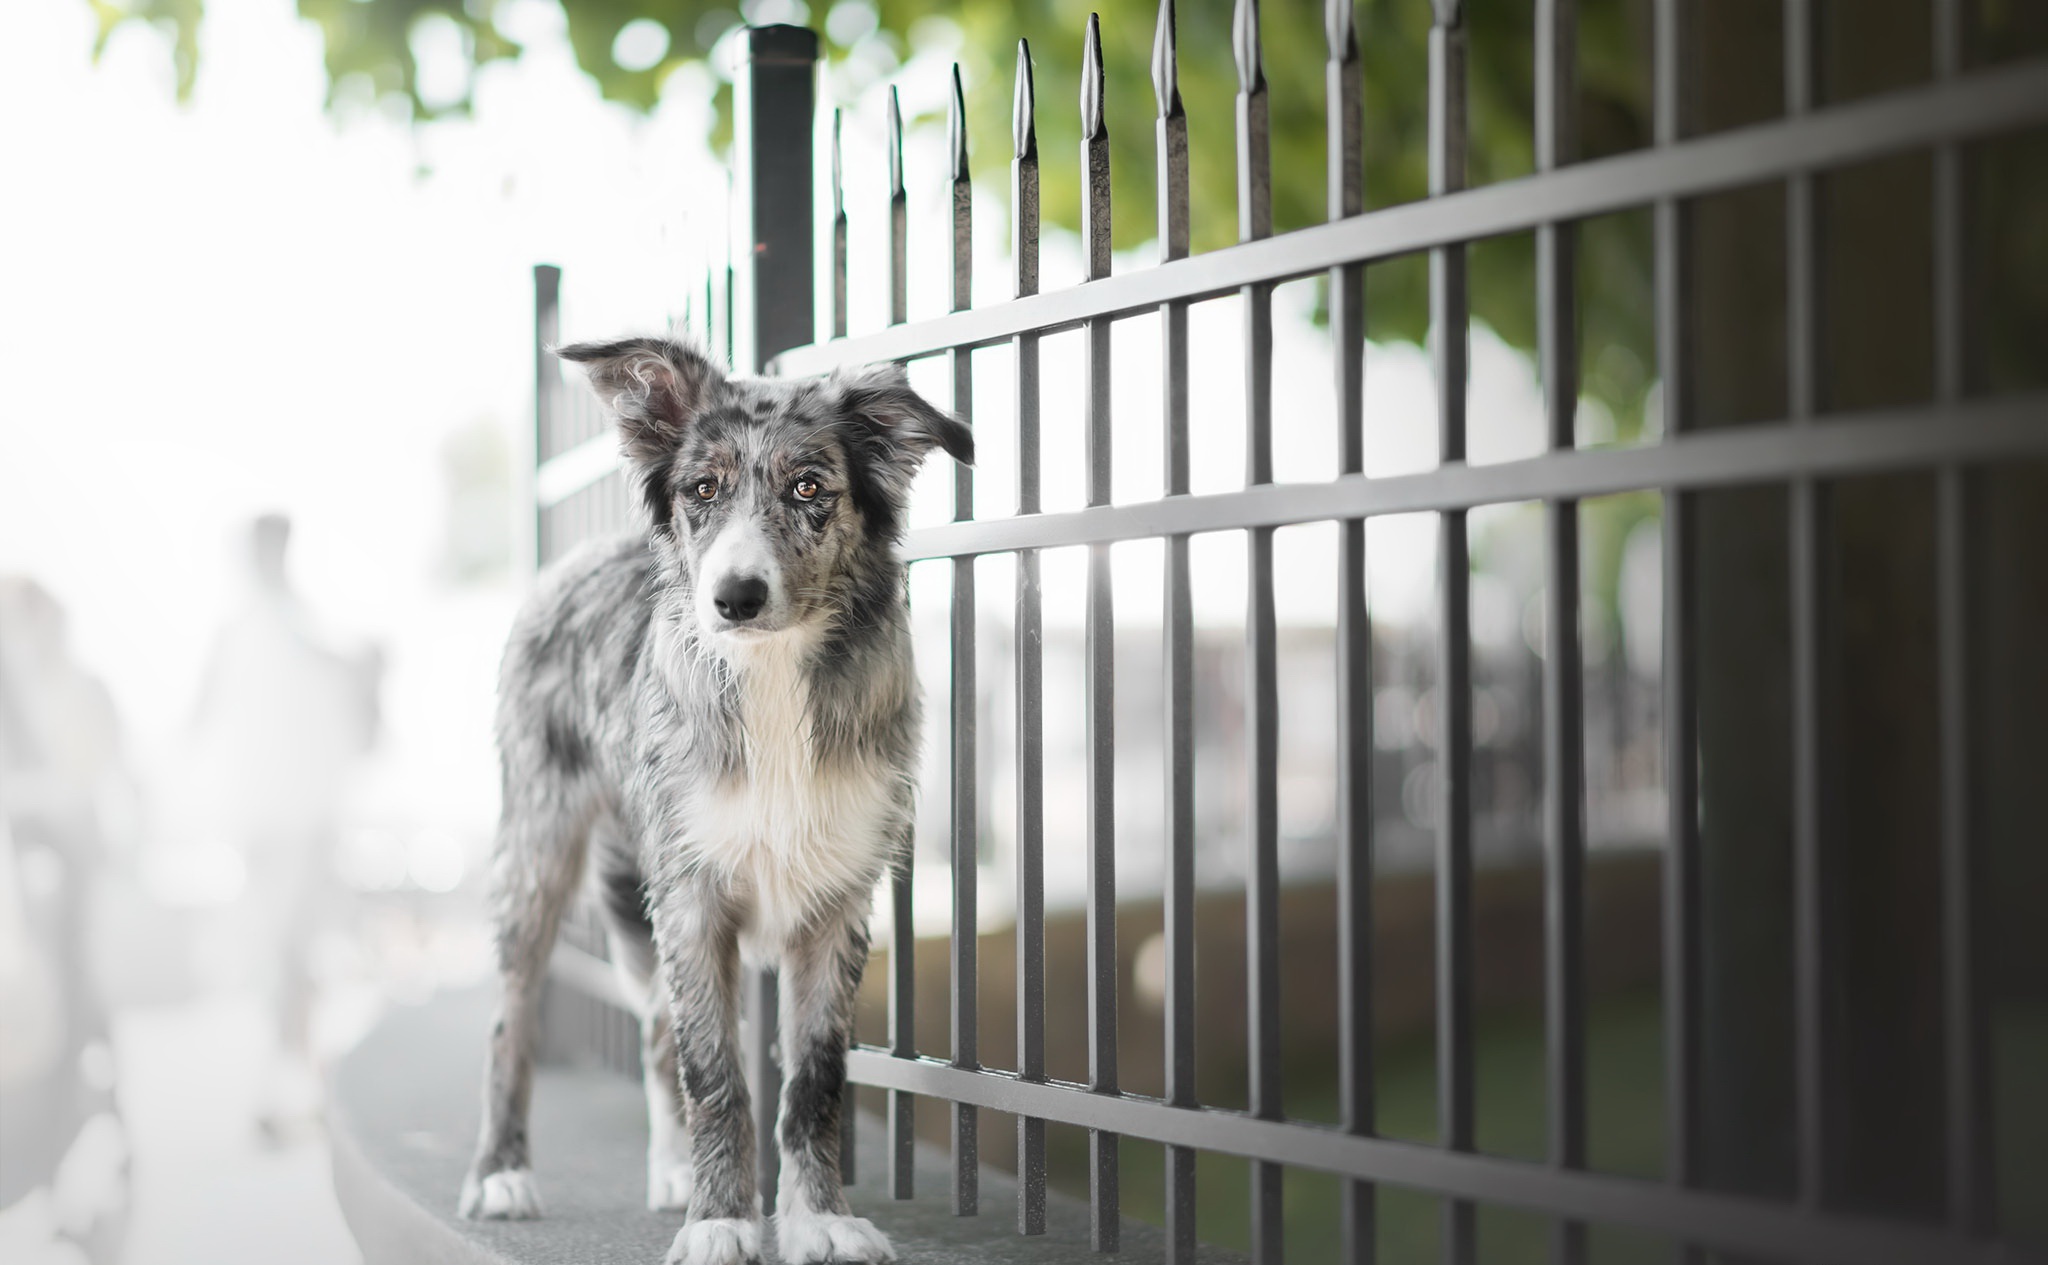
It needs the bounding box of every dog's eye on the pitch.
[694,480,718,502]
[793,478,820,501]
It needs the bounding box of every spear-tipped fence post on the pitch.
[1078,12,1119,1255]
[1154,3,1197,1261]
[1325,2,1376,1259]
[1011,34,1050,1242]
[1232,3,1282,1262]
[943,56,981,1223]
[882,76,917,1205]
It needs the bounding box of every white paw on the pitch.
[458,1168,542,1220]
[775,1212,895,1265]
[648,1157,696,1211]
[665,1217,763,1265]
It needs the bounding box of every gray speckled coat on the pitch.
[458,335,970,1265]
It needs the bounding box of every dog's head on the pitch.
[559,335,972,645]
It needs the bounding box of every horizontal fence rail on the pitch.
[841,1050,2017,1265]
[768,54,2048,377]
[886,394,2048,561]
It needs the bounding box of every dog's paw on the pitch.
[458,1168,542,1220]
[775,1212,895,1265]
[664,1217,762,1265]
[647,1157,695,1212]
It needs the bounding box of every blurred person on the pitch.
[0,576,131,1264]
[187,514,381,1140]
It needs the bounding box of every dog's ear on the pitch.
[832,362,975,471]
[557,337,723,466]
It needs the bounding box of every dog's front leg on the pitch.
[773,907,894,1264]
[651,878,762,1265]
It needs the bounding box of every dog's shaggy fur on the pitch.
[458,336,970,1265]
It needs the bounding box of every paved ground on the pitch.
[116,997,361,1265]
[0,996,363,1265]
[0,990,364,1260]
[105,994,362,1260]
[333,987,1239,1265]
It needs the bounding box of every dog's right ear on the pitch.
[556,337,723,467]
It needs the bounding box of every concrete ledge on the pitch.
[330,989,1233,1264]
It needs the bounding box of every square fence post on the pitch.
[735,23,819,374]
[733,21,820,1217]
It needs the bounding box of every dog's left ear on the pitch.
[833,362,975,470]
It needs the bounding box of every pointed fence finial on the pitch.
[1326,0,1356,62]
[1081,13,1105,140]
[886,85,904,198]
[831,107,845,219]
[948,63,969,182]
[1152,0,1181,120]
[1014,39,1037,160]
[1233,0,1265,95]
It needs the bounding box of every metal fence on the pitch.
[531,5,2048,1263]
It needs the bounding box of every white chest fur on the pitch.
[680,635,897,953]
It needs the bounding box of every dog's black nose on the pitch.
[713,575,769,623]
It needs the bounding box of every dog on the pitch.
[457,334,971,1265]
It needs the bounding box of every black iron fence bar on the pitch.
[832,108,849,345]
[1535,0,1586,1260]
[889,396,2046,562]
[945,62,981,1220]
[1937,463,1989,1237]
[825,104,859,1193]
[1011,37,1050,1241]
[883,85,917,1204]
[1078,16,1120,1253]
[770,56,2048,381]
[842,1049,2040,1265]
[1325,1,1373,1261]
[532,263,560,570]
[1151,2,1198,1261]
[1931,0,1994,1239]
[1651,3,1702,1258]
[888,86,908,329]
[1233,1,1283,1260]
[1783,0,1842,1214]
[1430,5,1476,1262]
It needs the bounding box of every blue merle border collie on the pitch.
[458,334,970,1265]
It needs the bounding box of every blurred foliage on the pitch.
[86,0,1664,432]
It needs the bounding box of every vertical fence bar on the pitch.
[1789,480,1837,1211]
[888,87,908,330]
[1536,1,1586,1262]
[1011,40,1050,1239]
[1932,0,1995,1238]
[723,170,737,367]
[946,63,981,1220]
[1937,466,1991,1236]
[1232,2,1282,1261]
[1784,0,1841,1215]
[733,27,818,1214]
[1079,16,1120,1251]
[533,263,560,572]
[1652,1,1702,1259]
[832,108,849,344]
[825,109,859,1188]
[1326,3,1374,1262]
[1153,4,1197,1261]
[883,83,917,1204]
[704,270,717,364]
[1429,6,1475,1262]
